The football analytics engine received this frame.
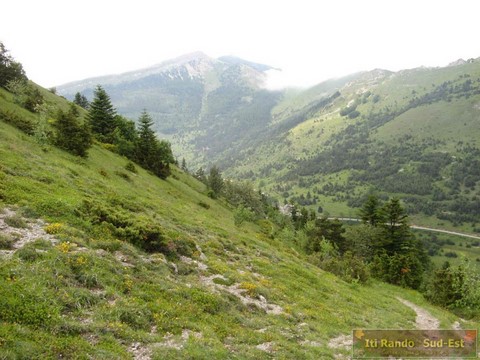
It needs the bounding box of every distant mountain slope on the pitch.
[227,59,480,230]
[58,53,281,165]
[58,55,480,230]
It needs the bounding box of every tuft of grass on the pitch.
[0,233,15,249]
[4,214,29,228]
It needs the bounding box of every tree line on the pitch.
[78,85,174,178]
[0,42,174,180]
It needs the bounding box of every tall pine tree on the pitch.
[135,110,173,179]
[73,92,89,109]
[208,165,224,198]
[359,194,383,226]
[87,85,116,143]
[380,198,412,254]
[136,110,158,167]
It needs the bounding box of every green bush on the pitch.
[16,246,43,262]
[370,252,424,289]
[53,105,92,157]
[6,79,44,112]
[77,199,169,254]
[181,287,223,314]
[233,205,255,226]
[114,171,131,182]
[0,108,35,134]
[107,301,152,331]
[36,199,72,217]
[425,260,480,317]
[124,161,137,173]
[309,250,370,284]
[198,201,210,209]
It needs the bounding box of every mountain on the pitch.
[58,54,480,232]
[58,53,279,160]
[3,40,480,358]
[3,83,476,358]
[226,60,480,231]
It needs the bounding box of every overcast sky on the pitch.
[2,0,479,88]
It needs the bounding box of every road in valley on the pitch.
[329,217,480,240]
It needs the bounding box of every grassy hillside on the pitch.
[1,86,476,359]
[223,61,480,233]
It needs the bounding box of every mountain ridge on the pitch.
[56,53,480,230]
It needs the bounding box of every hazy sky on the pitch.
[2,0,479,88]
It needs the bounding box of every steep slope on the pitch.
[0,87,473,359]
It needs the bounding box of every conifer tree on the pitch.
[87,85,116,142]
[208,165,224,198]
[181,158,188,173]
[194,167,207,184]
[73,92,89,109]
[136,110,157,166]
[380,198,411,254]
[359,194,383,226]
[135,110,173,179]
[54,104,92,157]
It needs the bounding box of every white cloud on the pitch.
[1,0,479,88]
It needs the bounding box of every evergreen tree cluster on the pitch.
[357,195,428,288]
[73,92,89,109]
[86,85,174,179]
[54,104,92,157]
[0,42,26,88]
[425,260,480,317]
[277,195,429,287]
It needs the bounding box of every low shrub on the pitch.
[0,108,35,134]
[445,251,458,258]
[233,205,255,227]
[77,199,169,254]
[124,161,137,173]
[0,233,15,249]
[4,214,28,228]
[180,287,223,314]
[198,201,210,209]
[44,222,63,234]
[114,171,131,182]
[16,245,43,262]
[239,282,258,297]
[36,199,72,217]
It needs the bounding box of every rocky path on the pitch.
[0,207,57,256]
[396,297,440,329]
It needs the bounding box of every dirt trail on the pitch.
[396,297,440,329]
[327,298,442,359]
